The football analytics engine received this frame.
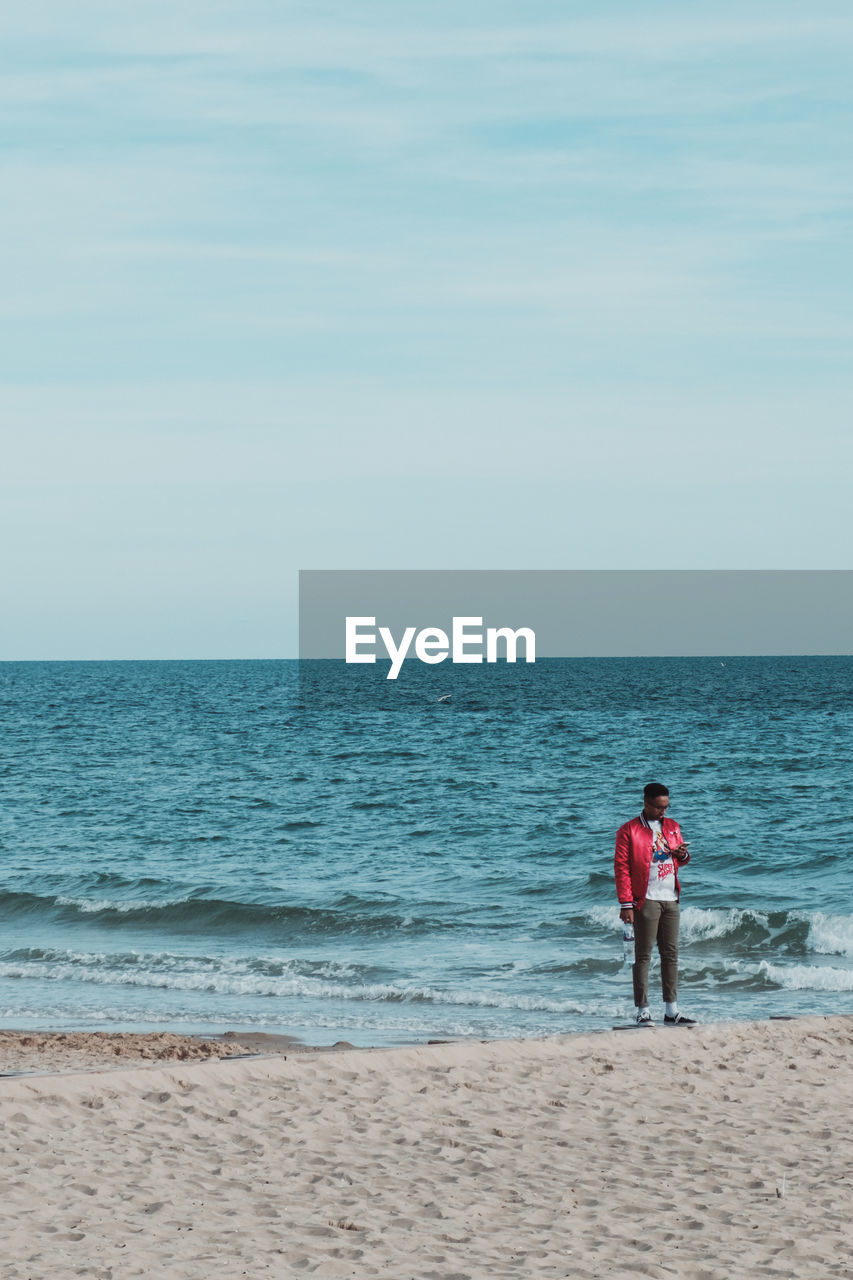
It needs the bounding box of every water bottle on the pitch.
[622,922,635,964]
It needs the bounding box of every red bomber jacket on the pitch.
[614,814,690,911]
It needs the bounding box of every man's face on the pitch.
[643,793,669,819]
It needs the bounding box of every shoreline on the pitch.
[2,1010,851,1079]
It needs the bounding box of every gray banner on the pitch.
[299,570,853,660]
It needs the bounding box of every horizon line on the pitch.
[2,654,851,664]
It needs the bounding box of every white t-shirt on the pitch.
[645,819,678,902]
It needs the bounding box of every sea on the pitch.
[1,657,851,1046]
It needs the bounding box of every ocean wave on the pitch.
[2,948,368,982]
[587,904,853,956]
[0,947,607,1013]
[587,904,772,942]
[0,887,437,937]
[54,894,193,915]
[727,959,853,993]
[802,912,853,958]
[0,999,622,1040]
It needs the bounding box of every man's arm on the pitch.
[614,824,635,924]
[669,822,690,864]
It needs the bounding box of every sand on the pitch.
[1,1016,851,1279]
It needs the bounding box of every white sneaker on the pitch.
[635,1010,654,1027]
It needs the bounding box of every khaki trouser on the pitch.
[633,898,679,1008]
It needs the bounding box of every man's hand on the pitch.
[620,907,634,925]
[673,842,690,863]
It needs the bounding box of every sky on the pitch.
[3,1,852,658]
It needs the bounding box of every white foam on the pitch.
[678,906,768,941]
[54,895,191,914]
[588,904,768,941]
[0,950,610,1015]
[800,911,853,958]
[720,958,853,992]
[586,906,623,930]
[0,1001,623,1040]
[756,960,853,992]
[591,904,853,955]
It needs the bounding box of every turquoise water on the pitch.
[1,658,851,1044]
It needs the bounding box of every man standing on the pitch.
[614,783,696,1027]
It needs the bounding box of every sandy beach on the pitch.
[1,1016,851,1279]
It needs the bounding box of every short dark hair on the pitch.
[643,782,669,800]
